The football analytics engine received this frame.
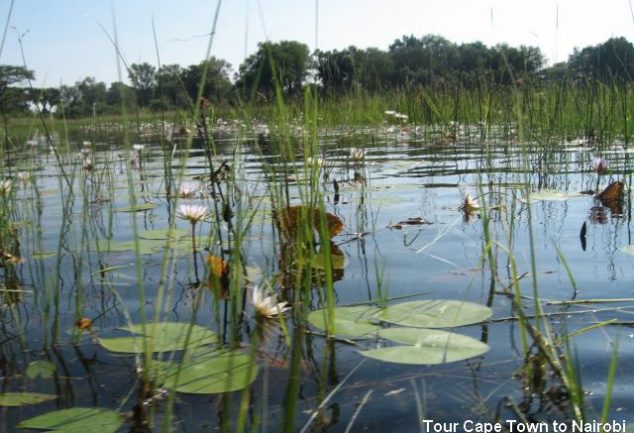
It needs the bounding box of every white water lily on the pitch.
[132,144,145,152]
[0,179,13,196]
[349,147,365,163]
[461,194,480,211]
[176,204,210,224]
[178,182,200,198]
[17,171,31,186]
[251,286,291,318]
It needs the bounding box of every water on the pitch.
[2,126,634,432]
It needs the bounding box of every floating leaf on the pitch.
[206,255,229,278]
[99,322,216,354]
[26,360,56,379]
[159,349,258,394]
[0,392,56,407]
[308,305,381,338]
[32,252,57,260]
[311,251,346,271]
[597,181,624,204]
[17,407,124,433]
[274,205,344,240]
[114,202,159,212]
[521,190,580,203]
[359,328,489,365]
[376,300,492,328]
[137,228,189,240]
[95,232,191,255]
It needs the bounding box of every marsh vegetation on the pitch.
[1,31,634,433]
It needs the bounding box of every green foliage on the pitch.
[236,40,310,100]
[98,322,217,353]
[17,408,124,433]
[0,392,56,407]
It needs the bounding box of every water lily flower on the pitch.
[132,144,145,152]
[178,182,200,198]
[250,285,291,318]
[17,171,30,187]
[0,179,13,196]
[176,204,210,224]
[591,156,608,174]
[349,147,365,163]
[461,194,480,212]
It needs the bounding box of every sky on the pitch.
[1,0,634,87]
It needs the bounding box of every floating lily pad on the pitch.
[26,360,56,379]
[0,392,57,407]
[308,305,381,338]
[114,202,159,212]
[311,252,346,271]
[99,322,216,354]
[359,328,489,365]
[521,190,581,203]
[17,407,124,433]
[376,300,492,328]
[95,231,191,255]
[31,252,58,260]
[158,348,258,394]
[137,228,189,240]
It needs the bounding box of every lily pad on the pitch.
[26,360,56,379]
[308,305,381,338]
[17,407,124,433]
[137,228,189,240]
[376,300,492,328]
[159,349,258,394]
[0,392,57,407]
[114,202,159,212]
[99,322,216,354]
[359,328,489,365]
[95,232,191,255]
[521,190,581,203]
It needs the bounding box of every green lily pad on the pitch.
[159,349,259,394]
[376,300,492,328]
[99,322,216,354]
[359,329,489,365]
[307,305,381,338]
[95,233,192,255]
[17,407,124,433]
[26,360,56,379]
[359,328,489,365]
[114,202,159,212]
[521,190,581,203]
[311,252,346,271]
[0,392,57,407]
[136,228,189,240]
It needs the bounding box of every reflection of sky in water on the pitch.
[5,131,634,431]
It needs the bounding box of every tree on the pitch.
[568,37,634,83]
[156,64,189,108]
[236,41,310,99]
[181,58,233,104]
[0,65,34,113]
[316,47,357,93]
[128,62,157,107]
[106,81,137,110]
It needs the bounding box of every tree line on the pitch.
[2,34,634,117]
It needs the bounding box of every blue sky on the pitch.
[1,0,633,87]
